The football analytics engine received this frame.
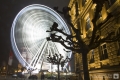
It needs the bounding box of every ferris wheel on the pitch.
[11,4,72,73]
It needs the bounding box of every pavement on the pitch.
[0,76,25,80]
[0,76,55,80]
[0,75,65,80]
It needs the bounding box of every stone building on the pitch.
[68,0,120,80]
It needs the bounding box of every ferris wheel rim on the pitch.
[11,4,72,71]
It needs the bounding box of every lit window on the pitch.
[86,17,91,31]
[99,44,108,60]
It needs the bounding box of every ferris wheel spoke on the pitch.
[28,39,48,68]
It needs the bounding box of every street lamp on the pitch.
[47,53,70,80]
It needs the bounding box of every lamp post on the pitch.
[47,53,70,80]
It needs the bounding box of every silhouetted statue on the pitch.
[50,22,58,31]
[46,22,63,33]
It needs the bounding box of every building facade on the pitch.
[68,0,120,80]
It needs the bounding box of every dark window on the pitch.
[109,0,116,6]
[77,21,80,28]
[75,63,80,73]
[100,44,108,60]
[77,21,82,35]
[89,50,94,63]
[93,6,101,20]
[105,1,110,9]
[97,13,101,20]
[91,76,93,80]
[119,41,120,47]
[105,0,116,9]
[75,2,79,17]
[117,27,120,56]
[82,0,86,6]
[117,49,120,56]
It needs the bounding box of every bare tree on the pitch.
[46,0,120,80]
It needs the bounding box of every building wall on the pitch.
[68,0,120,80]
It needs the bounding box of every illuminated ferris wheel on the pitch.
[11,4,72,72]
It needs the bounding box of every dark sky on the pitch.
[0,0,70,65]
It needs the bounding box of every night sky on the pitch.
[0,0,70,66]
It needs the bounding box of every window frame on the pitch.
[89,50,95,64]
[86,16,91,32]
[99,43,108,60]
